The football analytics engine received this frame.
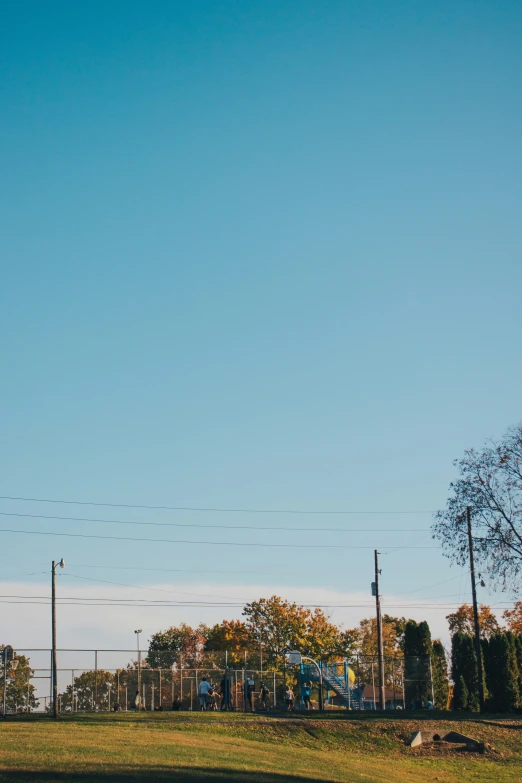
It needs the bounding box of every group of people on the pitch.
[130,676,315,713]
[283,681,313,711]
[197,676,272,712]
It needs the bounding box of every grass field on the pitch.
[1,712,521,783]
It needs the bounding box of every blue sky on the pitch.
[1,0,521,653]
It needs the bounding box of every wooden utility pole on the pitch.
[52,561,58,719]
[466,506,485,711]
[374,550,385,710]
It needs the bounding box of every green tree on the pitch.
[432,640,449,709]
[514,635,522,699]
[451,633,479,711]
[453,675,469,711]
[403,620,433,705]
[484,632,520,712]
[59,670,115,712]
[0,650,38,713]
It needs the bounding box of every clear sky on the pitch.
[1,0,521,660]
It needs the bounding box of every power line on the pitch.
[68,562,301,576]
[0,598,513,609]
[0,527,441,549]
[0,495,434,515]
[0,511,429,534]
[64,572,240,601]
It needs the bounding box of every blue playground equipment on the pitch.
[300,661,361,709]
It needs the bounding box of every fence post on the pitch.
[371,662,376,711]
[429,656,435,707]
[94,651,98,710]
[392,659,395,709]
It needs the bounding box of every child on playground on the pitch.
[284,685,294,711]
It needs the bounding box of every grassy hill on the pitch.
[0,712,520,783]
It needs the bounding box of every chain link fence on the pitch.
[4,649,434,714]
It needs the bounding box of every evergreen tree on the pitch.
[451,633,479,711]
[453,675,469,710]
[515,635,522,699]
[485,633,520,712]
[431,640,449,709]
[404,620,433,705]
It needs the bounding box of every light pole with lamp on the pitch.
[52,559,66,719]
[134,630,142,709]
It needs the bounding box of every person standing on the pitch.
[284,685,294,711]
[220,670,231,711]
[302,681,313,710]
[243,678,255,711]
[198,677,212,711]
[259,682,270,711]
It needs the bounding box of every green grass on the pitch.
[1,712,521,783]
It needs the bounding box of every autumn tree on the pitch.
[205,620,255,666]
[147,623,208,668]
[357,615,407,659]
[242,596,353,670]
[433,423,522,592]
[242,596,310,669]
[446,604,501,639]
[503,602,522,634]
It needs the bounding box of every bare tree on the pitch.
[433,423,522,592]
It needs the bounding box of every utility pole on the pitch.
[374,550,385,710]
[135,630,142,709]
[51,559,65,719]
[467,506,485,711]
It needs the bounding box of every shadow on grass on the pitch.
[0,768,336,783]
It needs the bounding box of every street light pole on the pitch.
[374,550,385,710]
[52,559,65,720]
[135,630,142,708]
